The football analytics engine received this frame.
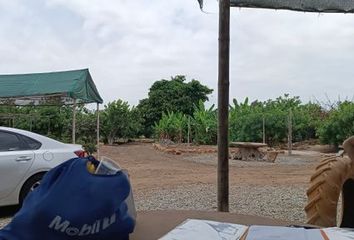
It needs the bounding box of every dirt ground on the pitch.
[0,142,326,227]
[102,143,323,193]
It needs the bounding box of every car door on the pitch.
[0,130,35,199]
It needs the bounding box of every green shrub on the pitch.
[154,111,187,143]
[229,95,322,146]
[83,143,97,156]
[191,101,217,145]
[317,102,354,146]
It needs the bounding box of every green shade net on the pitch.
[230,0,354,13]
[0,69,103,105]
[198,0,354,13]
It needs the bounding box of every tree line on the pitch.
[0,75,353,148]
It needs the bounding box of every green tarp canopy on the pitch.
[198,0,354,13]
[0,69,103,105]
[230,0,354,13]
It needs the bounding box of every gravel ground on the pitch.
[135,183,307,223]
[1,183,307,229]
[185,150,322,167]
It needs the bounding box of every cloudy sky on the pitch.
[0,0,354,106]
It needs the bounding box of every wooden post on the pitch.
[262,116,266,144]
[96,103,100,159]
[288,110,293,155]
[29,116,32,131]
[187,116,191,146]
[47,117,50,135]
[72,99,77,144]
[217,0,230,212]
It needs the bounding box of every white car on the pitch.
[0,126,85,207]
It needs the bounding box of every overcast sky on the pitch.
[0,0,353,107]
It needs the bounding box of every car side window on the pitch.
[0,131,23,152]
[19,135,42,150]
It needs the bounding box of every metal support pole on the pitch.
[72,99,77,144]
[217,0,230,212]
[96,103,100,159]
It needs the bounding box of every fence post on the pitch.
[47,117,50,135]
[288,110,293,155]
[187,116,191,146]
[29,116,32,131]
[263,116,266,144]
[72,99,77,144]
[97,103,100,159]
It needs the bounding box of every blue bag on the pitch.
[0,157,136,240]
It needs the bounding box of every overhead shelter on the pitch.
[229,0,354,13]
[0,69,102,105]
[197,0,354,212]
[0,69,103,155]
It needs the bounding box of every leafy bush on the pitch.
[292,103,322,142]
[101,100,143,144]
[191,101,217,145]
[0,105,73,142]
[229,95,322,146]
[154,111,187,143]
[154,101,217,145]
[229,98,264,143]
[83,143,97,155]
[137,75,213,137]
[317,102,354,146]
[4,92,350,148]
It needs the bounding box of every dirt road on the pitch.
[101,143,320,191]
